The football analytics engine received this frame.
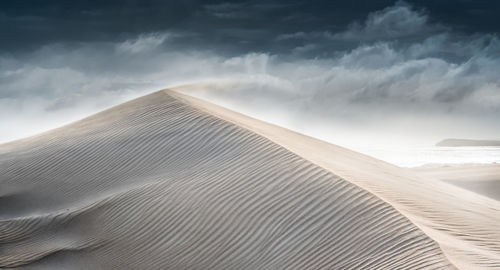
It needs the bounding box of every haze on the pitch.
[1,0,500,149]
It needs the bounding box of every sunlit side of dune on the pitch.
[0,88,496,269]
[172,85,500,269]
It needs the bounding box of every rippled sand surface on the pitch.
[1,88,498,269]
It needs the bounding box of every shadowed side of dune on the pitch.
[0,91,452,269]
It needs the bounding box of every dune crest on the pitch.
[0,88,495,269]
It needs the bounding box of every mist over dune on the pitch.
[2,1,500,146]
[1,89,499,269]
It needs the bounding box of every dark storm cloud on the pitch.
[0,0,197,51]
[332,1,440,41]
[2,0,499,53]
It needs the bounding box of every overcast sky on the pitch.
[1,0,499,148]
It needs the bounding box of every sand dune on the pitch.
[172,88,500,269]
[414,164,500,200]
[1,88,498,269]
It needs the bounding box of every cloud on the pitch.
[291,44,317,55]
[222,53,271,74]
[276,32,309,41]
[1,1,500,147]
[333,1,441,41]
[203,2,290,19]
[273,1,437,44]
[116,32,169,54]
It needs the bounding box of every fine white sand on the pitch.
[1,88,498,269]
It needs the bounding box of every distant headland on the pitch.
[436,138,500,147]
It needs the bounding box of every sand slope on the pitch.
[171,87,500,269]
[414,164,500,200]
[0,89,492,269]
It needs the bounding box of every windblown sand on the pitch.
[1,89,499,269]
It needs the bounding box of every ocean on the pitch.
[361,146,500,168]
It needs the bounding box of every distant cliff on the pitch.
[436,138,500,147]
